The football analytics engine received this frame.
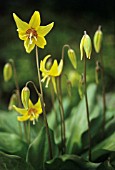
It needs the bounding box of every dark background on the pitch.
[0,0,114,110]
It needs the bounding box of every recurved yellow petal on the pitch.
[24,38,35,53]
[40,55,51,73]
[13,105,27,115]
[13,13,29,32]
[18,114,30,121]
[38,22,54,36]
[29,11,40,30]
[28,99,34,108]
[58,59,63,75]
[34,99,42,114]
[49,60,58,76]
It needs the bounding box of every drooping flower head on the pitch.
[13,98,42,125]
[40,55,63,89]
[13,11,54,53]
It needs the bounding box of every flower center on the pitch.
[28,108,37,116]
[26,28,38,44]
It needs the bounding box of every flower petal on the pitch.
[13,105,27,115]
[29,11,40,30]
[13,13,29,32]
[35,36,46,49]
[58,59,63,75]
[49,60,58,76]
[24,38,35,53]
[18,114,30,121]
[28,99,34,108]
[40,55,51,73]
[18,31,27,40]
[38,22,54,36]
[34,99,42,114]
[51,77,57,94]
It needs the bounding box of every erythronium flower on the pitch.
[13,98,42,124]
[40,55,63,89]
[13,11,54,53]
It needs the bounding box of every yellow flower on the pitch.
[40,55,63,89]
[80,31,92,60]
[13,98,42,124]
[13,11,54,53]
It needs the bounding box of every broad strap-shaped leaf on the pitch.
[82,133,115,161]
[26,126,58,170]
[0,151,34,170]
[0,132,28,159]
[45,154,100,170]
[66,83,97,153]
[0,110,19,135]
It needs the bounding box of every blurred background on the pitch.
[0,0,114,110]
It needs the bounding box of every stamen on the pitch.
[29,33,33,44]
[45,77,50,88]
[41,75,48,83]
[34,36,37,41]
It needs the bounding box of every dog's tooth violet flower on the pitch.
[40,55,63,88]
[80,31,92,60]
[13,98,42,124]
[13,11,54,53]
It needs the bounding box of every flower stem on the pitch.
[35,46,53,159]
[9,59,21,107]
[9,59,23,138]
[62,44,70,60]
[84,56,92,161]
[100,53,106,138]
[56,76,66,154]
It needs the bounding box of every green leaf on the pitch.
[0,132,28,159]
[82,133,115,161]
[0,110,19,135]
[66,83,97,153]
[27,126,58,170]
[97,160,115,170]
[0,151,34,170]
[45,154,100,170]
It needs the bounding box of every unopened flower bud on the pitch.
[68,49,77,69]
[3,63,13,82]
[80,31,92,60]
[21,86,30,109]
[46,58,52,70]
[94,26,103,53]
[8,93,18,110]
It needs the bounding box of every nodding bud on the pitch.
[67,49,77,69]
[3,63,13,82]
[8,93,18,110]
[80,31,92,60]
[94,26,103,53]
[21,86,30,109]
[46,58,52,70]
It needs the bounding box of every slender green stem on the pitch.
[9,59,23,138]
[56,77,66,154]
[84,56,92,161]
[61,44,70,60]
[9,59,22,107]
[35,46,53,159]
[100,53,106,138]
[50,81,58,127]
[27,120,31,144]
